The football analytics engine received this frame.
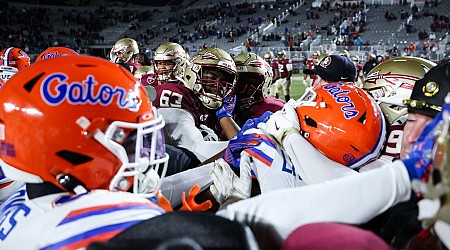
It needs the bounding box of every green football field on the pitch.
[285,73,309,101]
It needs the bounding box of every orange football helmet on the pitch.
[0,55,168,197]
[294,83,386,168]
[35,47,79,62]
[0,47,31,82]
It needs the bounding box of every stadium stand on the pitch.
[1,0,449,63]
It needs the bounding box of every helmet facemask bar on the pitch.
[154,58,180,82]
[194,67,236,109]
[110,44,133,64]
[83,107,168,198]
[236,73,264,109]
[294,87,326,108]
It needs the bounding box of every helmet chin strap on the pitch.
[57,174,88,194]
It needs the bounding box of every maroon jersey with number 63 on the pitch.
[153,82,221,135]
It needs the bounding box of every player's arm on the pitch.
[219,117,240,140]
[272,66,280,83]
[216,95,240,140]
[158,108,228,162]
[283,133,358,184]
[216,161,412,245]
[286,60,293,80]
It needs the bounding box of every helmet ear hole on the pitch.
[357,112,367,124]
[304,115,317,128]
[56,150,93,165]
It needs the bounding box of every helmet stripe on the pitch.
[3,47,14,67]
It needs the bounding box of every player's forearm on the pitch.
[283,133,357,184]
[159,163,213,207]
[219,116,240,140]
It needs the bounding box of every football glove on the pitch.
[257,99,300,144]
[210,155,252,205]
[216,95,236,121]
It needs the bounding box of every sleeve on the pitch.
[241,134,303,193]
[159,163,213,207]
[283,133,358,184]
[217,160,412,243]
[158,108,228,162]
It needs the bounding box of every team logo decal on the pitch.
[365,70,415,90]
[343,153,355,163]
[40,51,63,60]
[41,73,142,111]
[201,52,219,60]
[323,83,359,119]
[319,56,332,68]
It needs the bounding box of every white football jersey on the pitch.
[0,184,164,249]
[241,128,305,192]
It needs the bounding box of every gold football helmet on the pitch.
[110,38,139,64]
[153,42,188,82]
[186,47,237,109]
[234,52,273,108]
[263,51,274,63]
[363,56,436,125]
[134,65,154,81]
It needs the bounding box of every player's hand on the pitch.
[199,124,219,141]
[402,102,450,180]
[257,99,300,144]
[239,111,273,136]
[210,155,252,205]
[223,130,264,169]
[216,95,236,121]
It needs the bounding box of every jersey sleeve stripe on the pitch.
[244,147,273,166]
[41,220,142,250]
[58,202,164,226]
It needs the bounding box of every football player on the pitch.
[134,65,157,87]
[233,52,285,127]
[0,55,256,250]
[270,50,293,101]
[0,55,168,248]
[362,56,436,170]
[215,61,450,250]
[0,47,31,83]
[263,51,280,84]
[350,55,364,87]
[110,37,141,74]
[303,51,320,87]
[152,47,239,162]
[153,42,188,85]
[0,47,32,201]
